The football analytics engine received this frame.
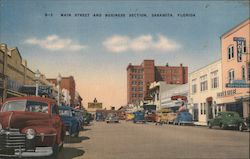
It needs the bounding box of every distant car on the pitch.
[83,112,93,125]
[96,112,105,121]
[0,96,65,158]
[174,111,193,125]
[145,112,157,122]
[133,111,145,123]
[74,109,84,130]
[207,111,245,131]
[59,106,81,137]
[106,113,119,123]
[126,113,134,121]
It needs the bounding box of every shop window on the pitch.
[203,103,206,114]
[200,103,203,115]
[228,69,235,83]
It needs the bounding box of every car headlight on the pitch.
[25,129,36,139]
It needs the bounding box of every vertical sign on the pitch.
[233,37,246,62]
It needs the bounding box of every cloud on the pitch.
[24,35,87,51]
[103,34,181,53]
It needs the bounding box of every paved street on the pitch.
[58,121,249,159]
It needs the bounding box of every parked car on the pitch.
[96,112,105,121]
[155,109,174,125]
[59,106,81,137]
[207,111,245,130]
[83,111,93,125]
[0,96,65,158]
[74,109,84,130]
[145,112,157,122]
[133,111,145,123]
[106,113,119,123]
[126,113,134,121]
[174,111,193,125]
[241,116,250,131]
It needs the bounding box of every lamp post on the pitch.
[57,73,62,106]
[35,69,41,96]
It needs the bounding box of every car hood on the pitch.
[0,111,52,130]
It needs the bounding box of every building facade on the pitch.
[189,60,223,125]
[127,60,188,105]
[47,76,76,106]
[219,18,250,118]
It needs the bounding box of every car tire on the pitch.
[220,123,226,129]
[238,123,244,131]
[208,122,212,129]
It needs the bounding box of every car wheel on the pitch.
[220,123,226,129]
[238,123,244,131]
[208,122,212,129]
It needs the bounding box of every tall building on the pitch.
[219,18,250,118]
[127,60,188,105]
[47,76,76,106]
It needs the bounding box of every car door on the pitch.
[51,104,62,144]
[213,113,222,126]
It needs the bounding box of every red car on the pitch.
[145,112,157,122]
[0,96,65,158]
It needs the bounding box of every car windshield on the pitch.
[2,100,49,114]
[59,109,72,116]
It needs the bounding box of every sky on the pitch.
[0,0,249,109]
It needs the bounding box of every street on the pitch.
[58,121,250,159]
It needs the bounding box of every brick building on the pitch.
[127,60,188,105]
[47,76,76,106]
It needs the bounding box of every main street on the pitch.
[58,121,249,159]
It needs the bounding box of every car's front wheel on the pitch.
[238,123,244,131]
[208,122,212,129]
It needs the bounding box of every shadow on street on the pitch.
[64,136,90,144]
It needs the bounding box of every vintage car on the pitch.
[125,113,134,121]
[144,112,157,122]
[133,111,145,123]
[0,96,65,158]
[155,109,176,125]
[83,111,93,125]
[174,111,193,125]
[106,113,119,123]
[74,109,84,130]
[58,106,81,137]
[207,111,245,130]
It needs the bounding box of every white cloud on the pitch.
[103,34,181,53]
[24,35,87,51]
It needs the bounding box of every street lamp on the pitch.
[57,73,62,105]
[35,69,41,96]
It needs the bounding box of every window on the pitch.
[132,87,136,92]
[227,45,234,60]
[228,69,235,83]
[211,70,219,88]
[200,75,208,91]
[248,62,250,80]
[203,103,206,114]
[192,79,197,94]
[200,103,203,115]
[242,66,245,80]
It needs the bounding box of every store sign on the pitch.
[234,37,246,62]
[217,89,236,98]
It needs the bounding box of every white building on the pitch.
[62,88,71,105]
[161,83,189,110]
[189,60,223,125]
[148,82,179,110]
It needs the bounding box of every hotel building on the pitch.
[127,60,188,105]
[219,18,250,118]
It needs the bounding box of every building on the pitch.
[219,18,250,118]
[127,60,188,105]
[189,60,223,125]
[148,82,180,110]
[47,76,76,106]
[161,83,189,112]
[62,88,71,105]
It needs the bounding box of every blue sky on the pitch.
[0,0,249,108]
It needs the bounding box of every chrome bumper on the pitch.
[0,147,53,158]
